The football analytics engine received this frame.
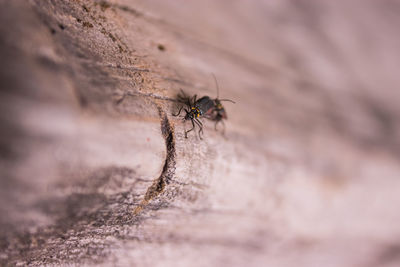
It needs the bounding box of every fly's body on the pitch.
[172,75,235,139]
[174,92,215,139]
[207,74,235,133]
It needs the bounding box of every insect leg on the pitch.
[186,96,192,107]
[221,120,226,135]
[185,119,195,138]
[214,120,225,134]
[195,117,203,126]
[184,108,191,119]
[191,94,197,105]
[194,118,203,139]
[172,106,183,116]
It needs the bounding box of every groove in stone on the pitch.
[134,106,176,214]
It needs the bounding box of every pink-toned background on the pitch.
[1,0,399,266]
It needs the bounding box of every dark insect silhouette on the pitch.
[173,90,215,139]
[173,75,235,138]
[207,74,235,134]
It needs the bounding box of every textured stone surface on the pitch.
[1,0,400,266]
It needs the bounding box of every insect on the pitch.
[173,90,215,139]
[207,74,235,133]
[173,75,234,138]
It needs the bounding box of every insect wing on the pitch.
[196,96,214,115]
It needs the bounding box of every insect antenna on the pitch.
[212,74,235,104]
[219,99,236,104]
[212,73,220,99]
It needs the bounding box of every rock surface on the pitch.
[1,0,400,266]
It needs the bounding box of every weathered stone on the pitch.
[1,0,400,266]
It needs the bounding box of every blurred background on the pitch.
[1,0,400,266]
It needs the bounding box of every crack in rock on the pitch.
[134,106,176,214]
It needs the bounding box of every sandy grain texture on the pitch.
[1,0,400,266]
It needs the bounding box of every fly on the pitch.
[207,74,235,134]
[173,90,215,139]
